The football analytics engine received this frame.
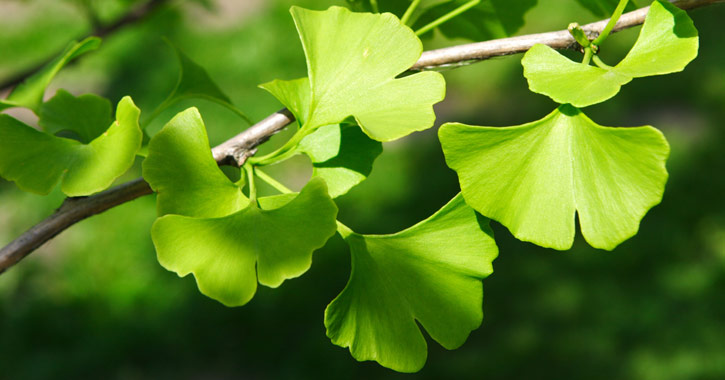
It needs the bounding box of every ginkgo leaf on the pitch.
[260,77,383,198]
[39,89,113,144]
[298,123,382,198]
[413,0,537,41]
[439,105,669,251]
[522,0,698,107]
[290,6,445,141]
[152,41,251,125]
[0,96,141,196]
[151,177,338,307]
[142,107,247,218]
[326,194,498,372]
[166,41,233,105]
[0,37,101,113]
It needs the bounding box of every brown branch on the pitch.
[0,0,721,273]
[0,0,169,92]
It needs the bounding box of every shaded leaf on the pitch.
[414,0,537,41]
[326,194,498,372]
[152,177,338,307]
[439,105,669,250]
[298,123,382,198]
[39,89,113,143]
[0,37,101,113]
[0,96,141,196]
[522,0,698,107]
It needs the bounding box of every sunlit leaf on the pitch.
[152,177,338,307]
[142,107,247,218]
[0,96,141,196]
[0,37,101,113]
[290,6,445,141]
[522,0,698,107]
[260,77,383,198]
[39,89,113,143]
[326,194,498,372]
[439,105,669,250]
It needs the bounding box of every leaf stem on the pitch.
[415,0,480,36]
[248,123,313,166]
[592,54,613,69]
[592,0,629,46]
[244,164,257,201]
[255,168,293,194]
[401,0,422,25]
[370,0,379,13]
[582,46,594,65]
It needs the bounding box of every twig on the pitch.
[0,0,169,92]
[0,0,721,273]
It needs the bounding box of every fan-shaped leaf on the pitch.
[326,194,498,372]
[152,177,338,307]
[439,105,669,250]
[0,96,141,196]
[522,0,698,107]
[290,6,445,141]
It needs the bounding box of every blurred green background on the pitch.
[1,0,724,378]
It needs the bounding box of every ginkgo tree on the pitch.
[0,0,710,373]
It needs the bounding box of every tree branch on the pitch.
[0,0,720,273]
[0,0,169,92]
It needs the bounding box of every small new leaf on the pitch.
[522,0,698,107]
[439,105,669,250]
[0,96,141,196]
[326,194,498,372]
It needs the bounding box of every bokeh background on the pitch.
[1,0,724,378]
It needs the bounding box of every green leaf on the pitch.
[39,89,113,144]
[259,77,311,125]
[290,6,445,141]
[142,107,247,218]
[0,96,142,196]
[326,194,498,372]
[0,37,101,113]
[298,123,382,198]
[522,44,632,107]
[522,0,698,107]
[166,42,233,105]
[439,105,669,250]
[151,177,338,307]
[260,77,383,198]
[413,0,537,41]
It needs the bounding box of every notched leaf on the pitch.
[152,177,338,307]
[0,96,142,196]
[522,0,698,107]
[289,6,445,141]
[325,194,498,372]
[439,105,670,250]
